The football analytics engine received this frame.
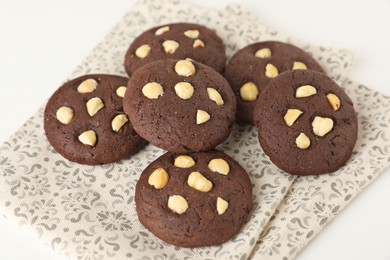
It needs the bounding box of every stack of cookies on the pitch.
[224,41,357,175]
[43,22,357,248]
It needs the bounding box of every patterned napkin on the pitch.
[251,79,390,259]
[1,0,389,259]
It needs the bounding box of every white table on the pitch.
[0,0,389,259]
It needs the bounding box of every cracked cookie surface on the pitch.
[135,149,253,247]
[44,74,147,165]
[254,70,357,175]
[124,23,226,76]
[124,59,236,153]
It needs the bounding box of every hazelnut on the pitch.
[142,82,164,99]
[240,82,259,101]
[295,132,311,149]
[168,195,188,214]
[56,106,74,124]
[77,78,98,93]
[184,29,200,38]
[255,48,272,58]
[295,85,317,98]
[284,109,303,126]
[312,116,334,137]
[174,82,194,100]
[162,40,179,54]
[78,130,97,147]
[174,155,196,168]
[116,86,127,98]
[175,60,196,77]
[111,114,128,132]
[207,88,224,106]
[196,110,210,125]
[265,64,279,78]
[155,26,170,35]
[86,97,104,117]
[327,93,341,111]
[292,61,308,70]
[148,168,169,189]
[135,44,151,58]
[187,171,213,192]
[193,39,205,48]
[208,158,229,175]
[216,197,229,215]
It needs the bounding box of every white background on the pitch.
[0,0,389,259]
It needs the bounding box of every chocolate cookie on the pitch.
[124,23,226,76]
[135,149,253,247]
[123,59,236,153]
[254,70,357,175]
[44,74,147,165]
[224,41,325,124]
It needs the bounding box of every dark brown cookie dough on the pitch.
[123,59,236,153]
[224,41,325,124]
[254,70,357,175]
[135,149,253,247]
[44,74,147,165]
[124,23,226,76]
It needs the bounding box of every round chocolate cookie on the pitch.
[124,23,226,76]
[254,70,357,175]
[123,59,236,153]
[224,41,325,124]
[44,74,147,165]
[135,149,253,247]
